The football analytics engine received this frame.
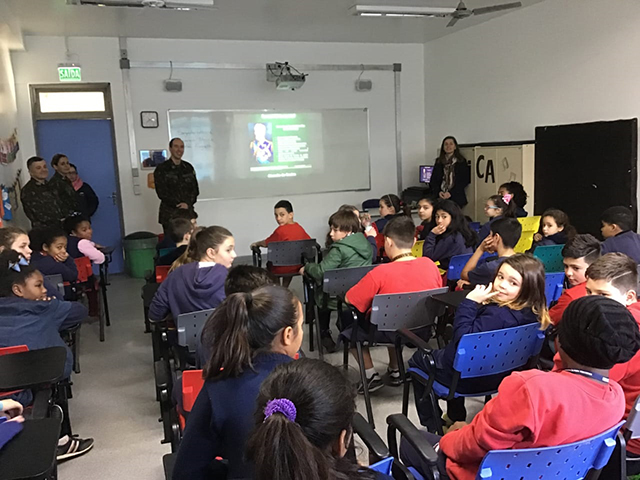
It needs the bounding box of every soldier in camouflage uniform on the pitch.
[20,156,64,229]
[154,138,199,228]
[49,153,80,218]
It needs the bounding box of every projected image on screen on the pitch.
[169,109,369,200]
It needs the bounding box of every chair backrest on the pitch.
[625,395,640,440]
[469,221,481,233]
[176,309,215,353]
[477,421,624,480]
[369,457,393,476]
[454,323,545,379]
[0,345,28,356]
[181,369,205,413]
[370,287,449,332]
[411,240,424,258]
[44,274,65,296]
[323,265,378,298]
[74,256,93,283]
[158,247,175,258]
[518,215,542,233]
[448,252,496,281]
[362,199,379,210]
[267,239,318,266]
[534,244,565,273]
[545,272,565,307]
[156,265,171,283]
[514,231,535,253]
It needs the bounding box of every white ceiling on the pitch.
[6,0,546,44]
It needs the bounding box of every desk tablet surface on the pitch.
[432,290,469,310]
[0,418,61,480]
[0,347,67,392]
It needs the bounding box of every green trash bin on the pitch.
[123,232,158,278]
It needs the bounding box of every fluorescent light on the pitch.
[351,4,456,17]
[360,12,382,16]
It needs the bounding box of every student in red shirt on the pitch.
[250,200,310,287]
[549,234,601,326]
[345,216,442,392]
[401,296,640,480]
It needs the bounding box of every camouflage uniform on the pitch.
[20,179,64,229]
[48,172,80,218]
[154,159,199,227]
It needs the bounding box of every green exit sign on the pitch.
[58,66,82,82]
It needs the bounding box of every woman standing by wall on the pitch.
[429,136,471,209]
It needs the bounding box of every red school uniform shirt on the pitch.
[346,257,442,315]
[264,222,311,275]
[439,369,625,480]
[549,282,587,326]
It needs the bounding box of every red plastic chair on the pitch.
[74,257,93,284]
[156,266,171,284]
[0,345,29,397]
[178,369,205,430]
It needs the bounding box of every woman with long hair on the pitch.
[429,136,471,208]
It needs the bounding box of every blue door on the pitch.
[36,119,125,273]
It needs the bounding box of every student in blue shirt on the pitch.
[172,285,304,480]
[499,181,529,218]
[423,200,477,270]
[247,358,394,480]
[459,217,521,288]
[601,206,640,263]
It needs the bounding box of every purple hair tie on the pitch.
[264,398,297,423]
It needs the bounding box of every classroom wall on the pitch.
[423,0,640,213]
[12,36,426,253]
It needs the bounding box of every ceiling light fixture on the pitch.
[350,4,455,17]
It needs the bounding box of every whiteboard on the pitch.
[168,109,371,200]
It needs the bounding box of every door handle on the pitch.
[109,192,118,206]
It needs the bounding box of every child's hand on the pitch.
[0,399,24,418]
[298,267,305,275]
[54,251,69,262]
[365,228,377,238]
[439,191,451,200]
[431,224,446,236]
[446,421,468,433]
[480,236,494,253]
[533,233,542,242]
[466,283,499,304]
[456,279,471,290]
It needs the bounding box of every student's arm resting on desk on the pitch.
[78,239,105,264]
[148,281,171,321]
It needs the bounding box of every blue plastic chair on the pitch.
[534,244,565,273]
[369,457,393,476]
[403,323,545,435]
[545,272,565,307]
[469,221,481,233]
[447,252,496,282]
[362,199,379,210]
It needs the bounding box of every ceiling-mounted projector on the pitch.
[267,62,307,91]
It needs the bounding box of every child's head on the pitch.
[171,208,198,228]
[274,200,294,226]
[601,206,635,238]
[379,193,402,217]
[498,181,528,210]
[202,286,303,380]
[586,253,638,306]
[338,204,360,218]
[0,227,31,262]
[0,251,46,300]
[541,208,572,238]
[38,228,68,258]
[417,195,436,222]
[382,216,415,256]
[558,296,640,370]
[63,215,93,240]
[224,265,277,296]
[247,358,364,480]
[562,234,601,286]
[488,217,522,250]
[191,226,236,268]
[491,253,550,328]
[167,218,193,245]
[328,210,360,243]
[434,200,477,247]
[485,194,516,219]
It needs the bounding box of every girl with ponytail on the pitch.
[247,358,393,480]
[477,193,517,245]
[172,285,304,480]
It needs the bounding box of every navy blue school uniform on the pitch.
[374,213,396,234]
[477,216,500,246]
[157,244,187,267]
[515,206,528,218]
[532,231,568,249]
[423,231,472,270]
[601,230,640,264]
[66,235,82,259]
[172,352,293,480]
[468,255,507,286]
[31,252,78,283]
[409,298,537,430]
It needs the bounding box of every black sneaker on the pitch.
[357,373,384,394]
[321,335,337,354]
[57,435,94,461]
[387,368,402,387]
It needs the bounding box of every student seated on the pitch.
[0,251,93,460]
[157,217,193,267]
[344,216,442,392]
[172,286,303,480]
[423,200,476,270]
[63,214,105,264]
[459,217,521,288]
[601,206,640,263]
[157,209,198,252]
[338,204,377,260]
[532,208,574,248]
[549,234,601,325]
[368,193,410,258]
[301,210,373,353]
[250,200,310,287]
[148,226,235,322]
[498,181,528,217]
[30,227,78,283]
[416,195,437,241]
[476,194,516,245]
[247,358,394,480]
[410,254,549,432]
[402,296,640,480]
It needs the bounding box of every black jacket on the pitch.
[76,182,99,218]
[429,158,471,207]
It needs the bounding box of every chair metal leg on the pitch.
[343,340,349,371]
[356,341,375,428]
[73,329,80,374]
[430,392,444,436]
[308,314,315,353]
[314,308,323,361]
[484,395,492,404]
